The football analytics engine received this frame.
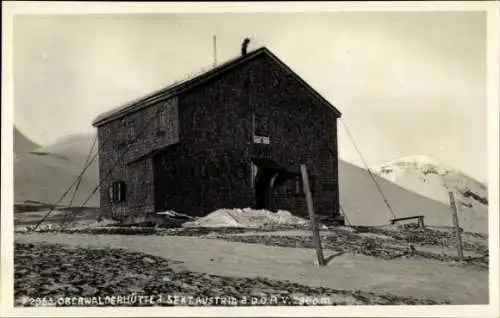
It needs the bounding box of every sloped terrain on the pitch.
[14,131,99,207]
[338,160,488,234]
[14,127,40,153]
[15,242,447,306]
[14,153,99,207]
[14,229,488,305]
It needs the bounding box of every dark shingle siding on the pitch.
[95,49,340,221]
[152,54,340,218]
[96,97,179,220]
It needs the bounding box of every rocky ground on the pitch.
[25,223,488,271]
[14,242,448,307]
[14,220,488,307]
[212,226,489,271]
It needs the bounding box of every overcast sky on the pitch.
[13,12,487,181]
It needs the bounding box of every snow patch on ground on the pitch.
[182,208,310,228]
[15,217,115,233]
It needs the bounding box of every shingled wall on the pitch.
[152,54,339,218]
[95,50,340,221]
[96,97,179,220]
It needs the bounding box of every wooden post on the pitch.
[448,191,464,261]
[300,164,326,267]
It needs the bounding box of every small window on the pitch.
[253,114,268,136]
[116,129,124,143]
[159,109,168,130]
[108,181,126,203]
[127,122,135,141]
[287,176,315,196]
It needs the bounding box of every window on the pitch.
[159,109,168,129]
[108,181,126,203]
[116,129,123,143]
[127,121,135,141]
[116,121,127,147]
[155,109,168,137]
[253,114,268,136]
[287,176,315,196]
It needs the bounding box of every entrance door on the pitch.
[254,166,276,210]
[251,157,296,211]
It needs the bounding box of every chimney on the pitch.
[241,38,250,56]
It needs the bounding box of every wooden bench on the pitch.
[390,215,425,228]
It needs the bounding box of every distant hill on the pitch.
[14,130,99,207]
[14,127,40,153]
[32,133,97,163]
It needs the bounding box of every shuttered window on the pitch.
[108,181,126,203]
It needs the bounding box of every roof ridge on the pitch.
[92,47,268,126]
[92,46,341,127]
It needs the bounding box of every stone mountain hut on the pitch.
[92,43,344,224]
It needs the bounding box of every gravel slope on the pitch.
[14,242,448,307]
[15,231,489,305]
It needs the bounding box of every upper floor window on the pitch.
[116,121,127,147]
[154,108,169,138]
[159,110,168,128]
[127,120,135,141]
[253,114,268,137]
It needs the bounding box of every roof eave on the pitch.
[92,91,176,127]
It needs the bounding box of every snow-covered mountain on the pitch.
[370,155,488,212]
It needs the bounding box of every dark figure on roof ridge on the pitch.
[242,38,251,56]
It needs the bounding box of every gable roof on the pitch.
[92,47,341,127]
